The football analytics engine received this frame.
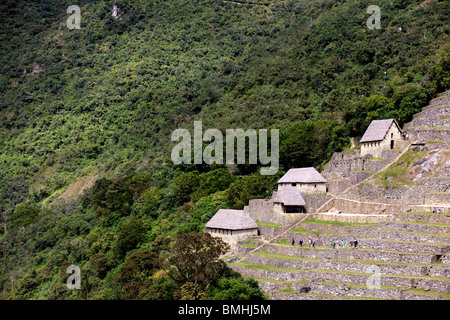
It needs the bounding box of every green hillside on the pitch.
[0,0,449,299]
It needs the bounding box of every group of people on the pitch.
[332,239,358,249]
[432,208,443,214]
[291,238,358,248]
[291,238,315,248]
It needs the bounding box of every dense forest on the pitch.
[0,0,448,299]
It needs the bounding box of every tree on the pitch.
[164,232,230,288]
[206,276,266,300]
[113,217,148,259]
[9,203,40,230]
[116,250,159,285]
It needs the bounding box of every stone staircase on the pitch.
[230,212,450,300]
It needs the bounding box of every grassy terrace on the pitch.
[270,240,437,256]
[374,229,450,239]
[361,238,450,247]
[395,221,450,227]
[373,150,428,187]
[230,261,450,282]
[273,292,393,300]
[289,227,357,236]
[251,250,444,267]
[302,218,377,226]
[240,242,258,248]
[400,211,450,216]
[256,220,282,228]
[404,288,450,299]
[252,250,321,262]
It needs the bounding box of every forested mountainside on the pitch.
[0,0,448,299]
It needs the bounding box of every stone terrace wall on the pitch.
[304,194,333,213]
[244,198,274,224]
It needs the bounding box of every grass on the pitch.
[426,140,444,144]
[256,220,282,228]
[250,277,307,285]
[373,149,428,187]
[240,243,257,248]
[302,218,377,226]
[404,288,450,299]
[273,287,295,294]
[252,250,321,262]
[230,261,305,273]
[371,158,386,161]
[289,227,356,236]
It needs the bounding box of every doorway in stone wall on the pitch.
[390,140,394,149]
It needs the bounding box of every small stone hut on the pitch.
[360,119,403,157]
[272,185,307,214]
[277,167,327,194]
[205,209,259,246]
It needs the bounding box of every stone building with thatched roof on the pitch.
[277,167,327,195]
[205,209,259,246]
[360,119,403,157]
[272,185,307,214]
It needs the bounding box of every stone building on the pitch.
[277,167,327,194]
[205,209,259,247]
[360,119,403,158]
[272,186,307,214]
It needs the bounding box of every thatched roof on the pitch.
[359,119,402,143]
[205,209,258,230]
[272,186,306,206]
[278,167,327,184]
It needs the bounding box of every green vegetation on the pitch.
[373,149,427,187]
[302,218,378,226]
[404,288,450,300]
[256,221,282,228]
[252,250,321,262]
[0,0,449,300]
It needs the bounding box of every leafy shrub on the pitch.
[9,203,40,229]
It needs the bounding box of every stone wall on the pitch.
[230,265,450,295]
[413,128,450,143]
[244,199,274,224]
[278,182,327,195]
[208,228,258,250]
[304,194,333,213]
[246,254,435,277]
[262,243,435,264]
[312,212,391,223]
[326,178,354,196]
[351,183,450,206]
[326,153,372,175]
